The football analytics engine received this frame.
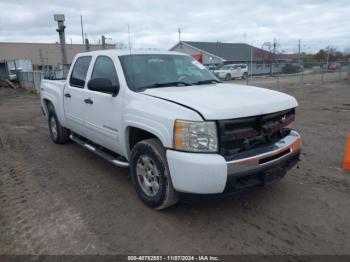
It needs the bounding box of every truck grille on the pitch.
[218,109,295,160]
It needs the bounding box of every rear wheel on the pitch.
[225,74,232,81]
[48,112,70,144]
[242,72,248,79]
[130,139,178,209]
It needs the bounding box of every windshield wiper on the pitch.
[138,81,192,92]
[193,79,221,85]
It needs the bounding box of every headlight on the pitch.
[174,120,218,152]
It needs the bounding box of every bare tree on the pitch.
[260,40,281,75]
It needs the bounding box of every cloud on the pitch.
[0,0,349,52]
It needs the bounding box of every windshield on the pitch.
[119,54,219,91]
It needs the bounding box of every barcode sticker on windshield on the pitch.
[192,60,206,70]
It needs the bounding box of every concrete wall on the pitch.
[0,42,114,66]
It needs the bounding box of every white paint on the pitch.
[167,150,227,194]
[40,49,299,195]
[143,82,298,120]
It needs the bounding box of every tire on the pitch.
[225,74,231,81]
[130,138,178,210]
[242,72,248,80]
[48,112,70,144]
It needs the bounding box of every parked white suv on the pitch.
[214,64,249,81]
[40,50,301,209]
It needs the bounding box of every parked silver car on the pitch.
[214,64,248,81]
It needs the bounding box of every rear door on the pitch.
[228,66,236,78]
[64,56,92,137]
[82,55,123,154]
[232,65,241,77]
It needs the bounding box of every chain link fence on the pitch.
[17,69,65,93]
[242,61,350,88]
[15,60,350,93]
[17,71,44,93]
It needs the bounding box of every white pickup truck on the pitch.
[40,50,301,209]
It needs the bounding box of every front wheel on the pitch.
[130,139,178,209]
[225,74,232,81]
[242,72,248,79]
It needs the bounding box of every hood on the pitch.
[142,83,298,120]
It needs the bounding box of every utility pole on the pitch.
[101,35,106,50]
[326,46,330,71]
[80,15,85,44]
[250,43,253,79]
[297,39,304,87]
[38,48,45,68]
[298,39,301,65]
[54,14,67,69]
[273,39,277,75]
[178,28,181,43]
[85,33,90,51]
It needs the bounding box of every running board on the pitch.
[69,134,130,168]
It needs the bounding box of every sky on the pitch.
[0,0,349,53]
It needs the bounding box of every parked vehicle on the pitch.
[40,50,301,209]
[213,64,249,80]
[205,64,218,72]
[281,64,302,74]
[328,62,341,71]
[8,68,22,81]
[6,59,32,81]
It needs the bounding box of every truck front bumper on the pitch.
[166,130,301,195]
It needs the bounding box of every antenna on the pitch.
[127,24,135,88]
[127,24,132,53]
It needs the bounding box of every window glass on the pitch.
[91,56,119,87]
[220,65,231,70]
[69,56,92,88]
[119,54,217,91]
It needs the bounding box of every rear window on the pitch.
[69,56,92,88]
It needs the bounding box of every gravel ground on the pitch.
[0,79,350,255]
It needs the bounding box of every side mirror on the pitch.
[87,78,119,96]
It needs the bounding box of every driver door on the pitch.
[82,55,123,155]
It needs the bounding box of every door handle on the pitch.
[84,98,93,104]
[64,93,71,98]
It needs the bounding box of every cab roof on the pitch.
[77,49,187,57]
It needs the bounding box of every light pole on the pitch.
[54,14,67,73]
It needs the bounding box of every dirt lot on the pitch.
[1,79,350,255]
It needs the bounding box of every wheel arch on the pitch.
[43,99,55,115]
[125,126,166,159]
[42,96,68,129]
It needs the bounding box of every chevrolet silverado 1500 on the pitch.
[40,50,301,209]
